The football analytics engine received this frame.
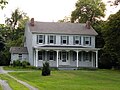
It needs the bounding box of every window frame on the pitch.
[74,36,81,45]
[84,36,91,46]
[18,54,22,60]
[38,51,43,60]
[37,35,45,44]
[61,36,69,45]
[49,51,54,60]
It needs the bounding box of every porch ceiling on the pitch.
[34,45,99,51]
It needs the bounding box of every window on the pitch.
[49,51,54,60]
[38,51,42,60]
[37,35,45,44]
[84,37,91,46]
[61,36,69,44]
[83,52,91,61]
[48,35,56,44]
[50,36,54,43]
[74,36,81,45]
[18,54,22,60]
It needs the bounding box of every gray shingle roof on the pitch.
[10,47,28,54]
[28,22,98,35]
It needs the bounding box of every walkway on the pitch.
[0,66,38,90]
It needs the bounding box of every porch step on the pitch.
[58,65,77,70]
[58,67,77,70]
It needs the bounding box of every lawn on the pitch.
[8,69,120,90]
[0,74,29,90]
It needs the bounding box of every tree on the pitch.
[71,0,105,23]
[0,0,8,9]
[103,10,120,68]
[0,36,4,51]
[42,62,51,76]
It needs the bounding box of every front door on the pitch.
[61,52,68,65]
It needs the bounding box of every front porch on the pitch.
[33,46,99,68]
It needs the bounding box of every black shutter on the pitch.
[67,36,69,45]
[73,36,75,45]
[61,36,62,44]
[79,52,81,61]
[54,51,56,61]
[90,37,91,45]
[44,35,45,44]
[54,35,56,44]
[83,37,85,45]
[79,36,81,45]
[37,35,39,44]
[48,35,49,44]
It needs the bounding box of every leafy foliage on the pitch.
[0,0,8,9]
[71,0,105,23]
[101,10,120,68]
[42,62,51,76]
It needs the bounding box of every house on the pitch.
[10,18,99,68]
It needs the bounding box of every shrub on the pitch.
[13,60,21,67]
[21,61,30,68]
[42,61,51,76]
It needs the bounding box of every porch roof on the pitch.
[34,45,99,51]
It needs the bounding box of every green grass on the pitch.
[9,70,120,90]
[0,74,29,90]
[0,84,2,90]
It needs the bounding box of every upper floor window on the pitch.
[61,36,69,45]
[48,35,56,44]
[18,54,22,60]
[37,35,45,44]
[83,37,91,46]
[73,36,81,45]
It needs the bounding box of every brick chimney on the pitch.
[30,18,34,26]
[86,21,91,29]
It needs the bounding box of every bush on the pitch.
[13,60,21,67]
[42,62,51,76]
[21,61,30,68]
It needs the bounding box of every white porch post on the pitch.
[34,50,36,66]
[91,52,93,67]
[56,50,59,67]
[36,49,38,67]
[76,50,79,67]
[96,51,98,68]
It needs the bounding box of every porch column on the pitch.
[36,49,38,67]
[34,50,36,66]
[96,51,98,68]
[91,52,93,67]
[76,50,79,67]
[56,50,59,67]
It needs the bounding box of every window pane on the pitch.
[38,51,42,60]
[19,54,22,60]
[63,40,66,44]
[39,35,43,43]
[49,52,54,60]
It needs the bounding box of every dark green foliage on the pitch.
[12,60,30,68]
[42,62,51,76]
[21,61,30,68]
[71,0,105,23]
[101,10,120,69]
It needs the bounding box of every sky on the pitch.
[0,0,120,24]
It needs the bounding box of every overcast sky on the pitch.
[0,0,120,23]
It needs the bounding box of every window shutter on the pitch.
[79,36,81,45]
[83,52,85,61]
[54,51,56,61]
[43,51,45,61]
[79,52,81,61]
[73,36,75,45]
[60,52,61,60]
[37,35,39,44]
[90,37,91,45]
[54,35,56,44]
[43,35,45,44]
[47,52,49,61]
[67,36,69,45]
[61,36,62,44]
[48,35,49,44]
[83,37,85,45]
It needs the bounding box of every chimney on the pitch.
[86,21,91,29]
[30,18,34,26]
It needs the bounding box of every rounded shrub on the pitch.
[42,61,51,76]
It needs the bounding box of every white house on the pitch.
[10,18,99,69]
